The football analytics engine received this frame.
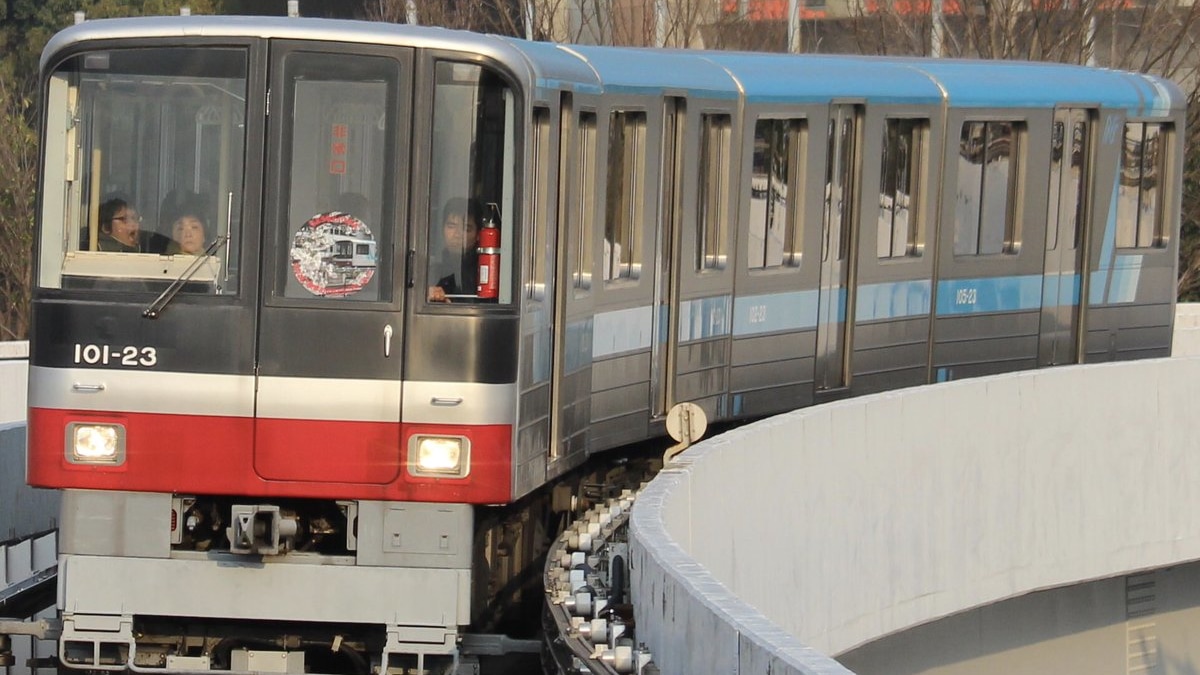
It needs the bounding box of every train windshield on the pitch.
[37,47,247,295]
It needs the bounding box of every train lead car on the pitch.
[24,14,1183,675]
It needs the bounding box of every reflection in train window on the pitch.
[604,110,647,283]
[38,47,248,293]
[1117,122,1167,249]
[954,120,1023,256]
[878,118,927,259]
[698,114,732,271]
[1046,115,1087,251]
[748,118,804,270]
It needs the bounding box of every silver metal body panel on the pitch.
[31,366,515,425]
[58,554,470,628]
[29,366,255,418]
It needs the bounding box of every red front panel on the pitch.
[254,417,404,485]
[27,407,512,504]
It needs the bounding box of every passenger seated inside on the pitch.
[427,197,481,303]
[96,197,173,253]
[170,212,209,255]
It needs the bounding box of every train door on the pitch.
[815,104,862,391]
[548,96,596,470]
[1039,108,1092,366]
[514,105,558,495]
[652,97,686,417]
[253,42,412,483]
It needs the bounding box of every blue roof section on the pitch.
[497,38,604,97]
[559,45,741,99]
[700,53,945,105]
[900,58,1181,113]
[1121,72,1186,117]
[502,39,1184,116]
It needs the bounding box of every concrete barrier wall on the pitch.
[1173,302,1200,356]
[0,342,58,542]
[631,354,1200,675]
[0,341,28,428]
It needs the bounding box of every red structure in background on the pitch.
[720,0,826,20]
[723,0,1136,20]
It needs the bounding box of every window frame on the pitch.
[1116,121,1170,250]
[603,108,648,284]
[953,119,1025,257]
[878,116,929,261]
[747,116,806,272]
[697,112,733,272]
[418,55,521,308]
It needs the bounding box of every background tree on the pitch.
[0,0,227,341]
[0,76,35,340]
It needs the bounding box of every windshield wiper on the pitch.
[143,235,230,319]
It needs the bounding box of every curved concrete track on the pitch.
[631,308,1200,675]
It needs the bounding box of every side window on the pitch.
[604,109,647,282]
[528,107,551,299]
[281,51,397,302]
[426,61,515,305]
[573,111,598,294]
[1117,122,1167,249]
[698,113,732,270]
[954,120,1023,256]
[823,107,859,263]
[879,118,927,259]
[748,117,804,269]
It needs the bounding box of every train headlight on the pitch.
[409,435,470,478]
[66,423,126,465]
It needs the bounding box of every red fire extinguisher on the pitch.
[477,203,501,299]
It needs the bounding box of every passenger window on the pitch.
[878,118,927,259]
[280,51,397,302]
[573,112,598,295]
[426,61,515,305]
[954,121,1023,256]
[1116,122,1167,249]
[604,110,647,283]
[698,114,732,271]
[748,118,804,270]
[528,108,551,299]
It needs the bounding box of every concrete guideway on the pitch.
[631,308,1200,675]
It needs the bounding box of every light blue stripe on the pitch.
[593,305,654,358]
[936,275,1043,315]
[855,279,932,322]
[678,295,732,342]
[1107,254,1144,304]
[732,290,819,336]
[1040,272,1080,308]
[818,287,847,324]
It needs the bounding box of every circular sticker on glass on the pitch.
[290,212,377,297]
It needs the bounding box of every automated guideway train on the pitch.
[21,14,1183,675]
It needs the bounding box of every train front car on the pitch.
[27,17,527,675]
